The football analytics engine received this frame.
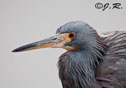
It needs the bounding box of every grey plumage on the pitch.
[12,21,126,88]
[97,31,126,88]
[57,21,126,88]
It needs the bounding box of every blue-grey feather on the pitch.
[57,21,107,88]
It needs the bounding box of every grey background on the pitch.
[0,0,126,88]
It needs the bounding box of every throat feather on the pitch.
[58,49,105,88]
[58,34,107,88]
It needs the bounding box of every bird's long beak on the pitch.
[12,33,72,52]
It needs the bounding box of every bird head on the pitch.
[12,21,99,52]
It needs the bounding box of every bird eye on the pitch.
[69,32,75,38]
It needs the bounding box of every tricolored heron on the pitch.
[13,21,126,88]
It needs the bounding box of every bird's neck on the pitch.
[73,49,104,88]
[58,39,107,88]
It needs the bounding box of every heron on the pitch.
[13,21,126,88]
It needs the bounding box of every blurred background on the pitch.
[0,0,126,88]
